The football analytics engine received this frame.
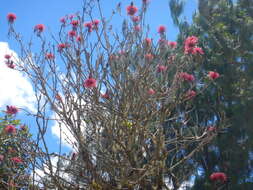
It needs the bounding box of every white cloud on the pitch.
[0,42,36,112]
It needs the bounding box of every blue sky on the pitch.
[0,0,197,154]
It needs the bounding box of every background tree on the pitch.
[169,0,253,189]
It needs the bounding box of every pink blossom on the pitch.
[186,90,196,99]
[210,172,227,183]
[145,53,154,61]
[208,71,220,80]
[127,4,138,16]
[45,53,55,60]
[134,25,141,32]
[68,30,77,38]
[76,36,82,43]
[34,24,45,33]
[7,13,17,23]
[101,92,109,99]
[148,88,155,95]
[60,17,66,24]
[83,77,97,88]
[180,72,195,82]
[193,47,204,55]
[6,61,15,69]
[71,20,79,27]
[58,43,68,52]
[84,22,93,32]
[92,19,100,29]
[4,54,11,60]
[168,41,177,49]
[6,105,18,115]
[184,36,198,48]
[144,38,152,46]
[131,16,140,22]
[4,125,16,134]
[157,65,167,73]
[11,157,23,164]
[158,25,166,34]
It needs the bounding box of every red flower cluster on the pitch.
[148,88,155,95]
[127,4,138,16]
[45,53,55,60]
[71,20,79,27]
[34,24,45,33]
[101,92,109,99]
[68,30,77,38]
[4,55,15,69]
[186,90,196,99]
[4,54,11,59]
[168,41,177,49]
[60,17,66,24]
[180,72,195,82]
[210,172,227,183]
[11,157,23,164]
[184,36,203,55]
[58,43,68,52]
[131,16,140,22]
[144,38,152,47]
[6,105,18,115]
[83,77,97,88]
[76,36,82,42]
[7,13,17,23]
[208,71,220,80]
[157,65,167,73]
[84,22,93,32]
[158,25,166,34]
[145,53,154,61]
[4,125,16,134]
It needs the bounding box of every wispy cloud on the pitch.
[0,42,36,112]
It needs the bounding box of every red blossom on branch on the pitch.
[6,105,19,115]
[11,157,23,164]
[45,53,55,60]
[208,71,220,80]
[34,24,45,33]
[83,77,97,88]
[4,125,16,134]
[210,172,227,183]
[127,4,138,16]
[7,13,17,23]
[158,25,166,34]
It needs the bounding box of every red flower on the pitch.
[101,92,109,99]
[68,30,77,38]
[83,77,97,88]
[84,22,93,32]
[157,65,167,73]
[186,90,196,99]
[148,88,155,95]
[55,94,62,101]
[4,125,16,134]
[92,19,100,28]
[45,53,55,60]
[69,14,75,20]
[208,71,220,80]
[180,72,195,82]
[34,24,45,33]
[11,157,23,164]
[6,105,18,115]
[131,16,140,22]
[134,25,141,32]
[6,61,15,69]
[144,38,152,46]
[127,4,138,16]
[210,172,227,183]
[71,20,79,27]
[60,17,66,24]
[193,47,204,55]
[7,13,17,23]
[4,54,11,60]
[158,25,166,34]
[76,36,82,42]
[168,41,177,49]
[58,43,67,52]
[207,126,216,132]
[145,53,154,61]
[184,36,198,48]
